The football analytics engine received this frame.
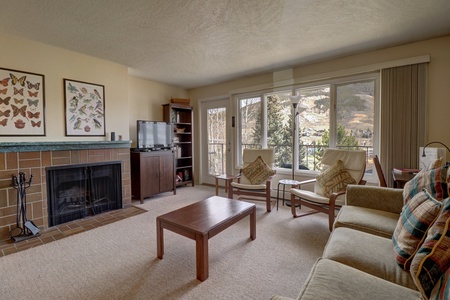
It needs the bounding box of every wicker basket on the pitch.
[170,98,190,105]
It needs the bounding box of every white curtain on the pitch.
[380,63,427,187]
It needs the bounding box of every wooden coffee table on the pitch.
[156,196,256,281]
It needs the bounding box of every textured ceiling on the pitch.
[1,0,450,89]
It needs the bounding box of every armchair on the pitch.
[290,148,367,231]
[227,148,276,212]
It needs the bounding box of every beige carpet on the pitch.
[0,185,330,300]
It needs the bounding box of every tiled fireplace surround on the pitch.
[0,141,132,242]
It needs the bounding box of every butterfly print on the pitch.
[26,81,40,90]
[0,118,7,126]
[14,119,26,129]
[10,73,26,86]
[0,110,10,117]
[31,120,41,127]
[27,111,40,119]
[14,87,23,96]
[28,91,38,97]
[27,99,39,107]
[0,97,11,105]
[0,88,6,94]
[1,78,10,87]
[11,105,27,118]
[14,98,24,104]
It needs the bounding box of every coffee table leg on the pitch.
[250,206,256,240]
[156,218,164,259]
[196,234,208,281]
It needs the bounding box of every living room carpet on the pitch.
[0,185,330,300]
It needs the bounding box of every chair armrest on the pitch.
[345,185,404,214]
[292,178,316,188]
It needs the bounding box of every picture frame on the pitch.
[64,79,105,136]
[0,67,46,136]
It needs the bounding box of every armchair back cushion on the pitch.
[242,155,275,185]
[240,149,275,185]
[316,160,355,197]
[314,149,366,196]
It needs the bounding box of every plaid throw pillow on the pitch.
[403,165,449,205]
[429,267,450,299]
[392,189,443,270]
[411,198,450,299]
[316,160,356,197]
[242,156,275,185]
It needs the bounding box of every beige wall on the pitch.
[0,33,131,141]
[127,76,188,148]
[0,33,187,144]
[188,36,450,181]
[2,31,449,183]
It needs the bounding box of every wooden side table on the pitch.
[392,171,416,188]
[215,174,235,195]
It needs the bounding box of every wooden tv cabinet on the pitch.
[130,150,176,203]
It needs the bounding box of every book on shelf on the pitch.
[393,168,420,174]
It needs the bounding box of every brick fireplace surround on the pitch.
[0,141,132,242]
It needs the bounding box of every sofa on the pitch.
[271,164,450,300]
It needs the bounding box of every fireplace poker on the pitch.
[9,172,40,242]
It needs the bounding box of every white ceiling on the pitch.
[1,0,450,89]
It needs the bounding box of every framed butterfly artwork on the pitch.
[64,79,105,136]
[0,67,45,136]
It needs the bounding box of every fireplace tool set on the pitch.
[10,172,40,242]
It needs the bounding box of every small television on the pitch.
[137,120,174,150]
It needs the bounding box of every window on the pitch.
[237,73,379,175]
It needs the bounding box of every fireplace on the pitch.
[46,161,123,227]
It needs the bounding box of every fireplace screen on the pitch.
[46,161,122,227]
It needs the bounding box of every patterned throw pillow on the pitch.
[316,160,356,197]
[410,198,450,299]
[392,189,443,270]
[403,165,449,205]
[429,267,450,300]
[242,155,275,185]
[428,157,445,170]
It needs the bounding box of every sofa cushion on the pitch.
[242,155,275,185]
[392,189,443,270]
[403,165,449,205]
[316,160,355,197]
[411,198,450,299]
[323,227,418,290]
[429,267,450,300]
[296,258,421,300]
[334,206,399,238]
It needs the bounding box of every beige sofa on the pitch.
[272,184,449,300]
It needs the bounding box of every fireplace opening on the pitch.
[46,161,122,227]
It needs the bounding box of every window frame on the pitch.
[235,72,380,182]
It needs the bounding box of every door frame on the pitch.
[198,95,231,185]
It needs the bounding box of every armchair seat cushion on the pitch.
[230,182,266,190]
[334,205,399,238]
[323,227,418,290]
[291,188,345,206]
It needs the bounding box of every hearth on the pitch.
[46,161,122,227]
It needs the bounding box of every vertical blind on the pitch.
[380,63,427,186]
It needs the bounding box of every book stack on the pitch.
[393,168,420,174]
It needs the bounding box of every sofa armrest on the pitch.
[345,185,404,214]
